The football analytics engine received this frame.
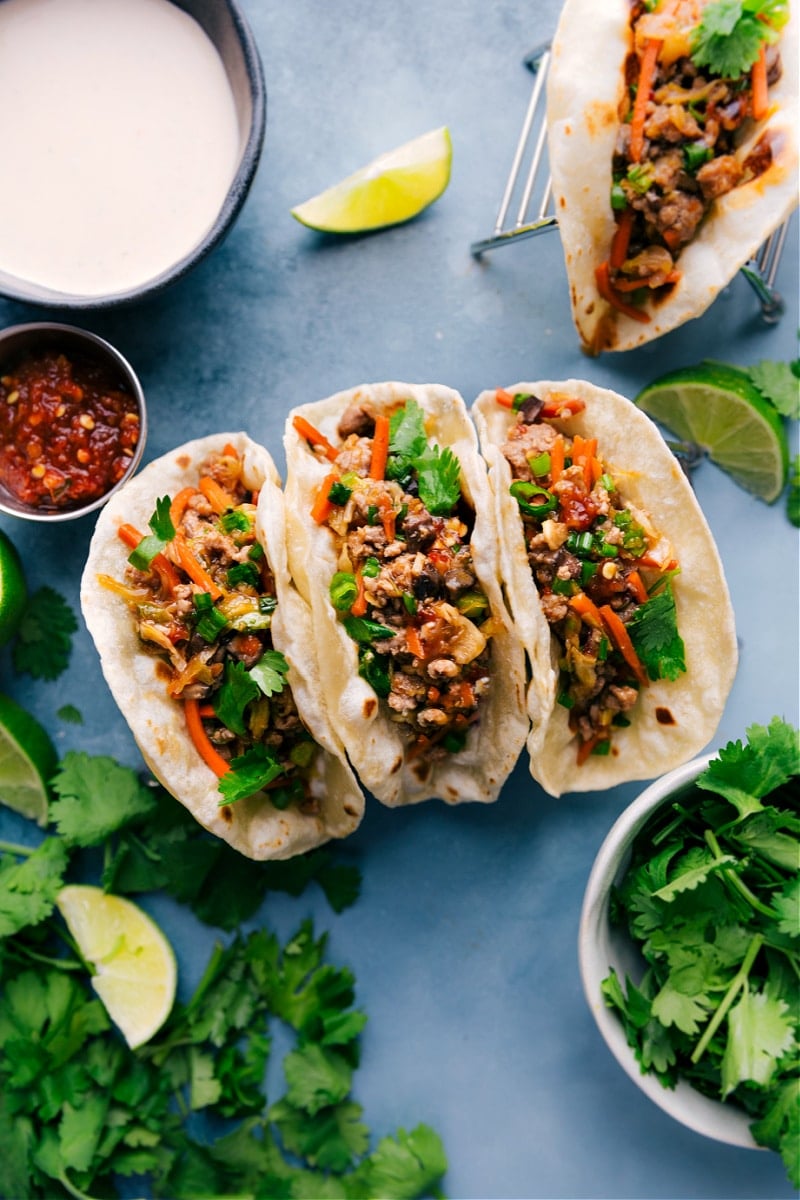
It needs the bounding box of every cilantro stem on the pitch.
[4,941,84,972]
[0,837,34,856]
[690,932,764,1065]
[57,1170,99,1200]
[705,830,780,920]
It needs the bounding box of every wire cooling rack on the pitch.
[471,43,789,323]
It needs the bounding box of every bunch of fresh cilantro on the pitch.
[0,751,447,1199]
[602,717,800,1185]
[690,0,790,76]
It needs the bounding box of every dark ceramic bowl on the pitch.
[0,0,265,309]
[0,323,147,521]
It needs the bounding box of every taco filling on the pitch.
[495,388,688,762]
[598,0,789,322]
[100,444,322,811]
[294,400,495,763]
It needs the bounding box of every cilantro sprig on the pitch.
[127,495,175,571]
[11,585,77,680]
[602,717,800,1185]
[386,398,463,514]
[690,0,789,77]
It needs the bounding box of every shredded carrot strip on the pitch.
[370,415,391,481]
[199,476,235,514]
[590,457,604,486]
[406,625,425,659]
[541,395,585,418]
[311,471,339,524]
[569,593,604,628]
[495,388,515,409]
[596,261,652,324]
[751,43,768,121]
[599,604,649,687]
[580,438,597,489]
[222,443,239,459]
[170,487,197,528]
[173,535,223,601]
[630,38,661,162]
[292,414,339,462]
[351,568,367,617]
[378,494,396,541]
[152,554,180,597]
[117,522,143,549]
[576,733,605,766]
[610,207,635,270]
[550,436,565,484]
[198,704,216,718]
[628,570,649,604]
[184,699,230,779]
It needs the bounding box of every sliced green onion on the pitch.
[596,636,609,663]
[219,508,251,534]
[330,571,358,611]
[367,505,378,524]
[362,556,381,578]
[456,591,489,620]
[248,542,265,562]
[512,392,533,411]
[552,578,576,597]
[528,451,552,477]
[402,593,418,615]
[610,182,627,211]
[227,562,260,589]
[557,692,575,710]
[598,473,615,492]
[597,541,619,558]
[580,562,598,587]
[683,142,713,173]
[358,646,391,697]
[193,592,229,642]
[567,530,594,557]
[591,738,612,756]
[509,481,558,518]
[442,730,467,753]
[289,739,316,768]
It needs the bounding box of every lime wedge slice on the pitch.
[0,529,27,647]
[0,693,56,826]
[56,885,177,1049]
[291,126,452,233]
[636,363,789,503]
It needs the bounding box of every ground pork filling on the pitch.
[314,401,493,763]
[106,447,320,812]
[606,0,782,299]
[499,402,679,761]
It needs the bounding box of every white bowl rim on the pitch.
[578,752,761,1150]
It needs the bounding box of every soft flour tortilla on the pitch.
[546,0,799,352]
[283,382,530,807]
[81,432,364,860]
[473,381,738,796]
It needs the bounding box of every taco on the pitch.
[81,432,364,860]
[546,0,798,352]
[472,380,737,796]
[283,382,529,806]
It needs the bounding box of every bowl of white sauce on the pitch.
[0,0,265,307]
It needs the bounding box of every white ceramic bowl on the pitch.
[578,754,760,1149]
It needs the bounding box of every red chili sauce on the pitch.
[0,350,140,510]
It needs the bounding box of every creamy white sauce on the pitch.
[0,0,241,296]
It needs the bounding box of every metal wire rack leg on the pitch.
[471,45,790,324]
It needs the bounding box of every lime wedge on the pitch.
[56,884,177,1049]
[0,693,56,826]
[0,529,27,646]
[636,363,789,503]
[291,126,452,233]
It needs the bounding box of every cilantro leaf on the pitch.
[127,495,175,570]
[284,1044,353,1115]
[697,717,800,817]
[627,580,686,682]
[12,586,77,681]
[270,1096,369,1173]
[747,360,800,419]
[388,399,427,472]
[0,839,68,937]
[721,988,794,1096]
[412,443,462,515]
[690,0,781,76]
[773,877,800,938]
[50,752,158,846]
[350,1124,449,1199]
[213,660,260,737]
[218,746,285,805]
[249,650,290,698]
[56,704,83,725]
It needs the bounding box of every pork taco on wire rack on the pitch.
[81,432,364,860]
[283,382,530,807]
[473,380,737,797]
[546,0,798,353]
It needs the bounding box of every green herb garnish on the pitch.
[249,649,290,698]
[627,579,686,681]
[690,0,789,77]
[343,615,395,643]
[11,585,78,681]
[219,744,286,803]
[413,443,462,515]
[127,495,175,571]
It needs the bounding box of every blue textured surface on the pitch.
[0,1,798,1196]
